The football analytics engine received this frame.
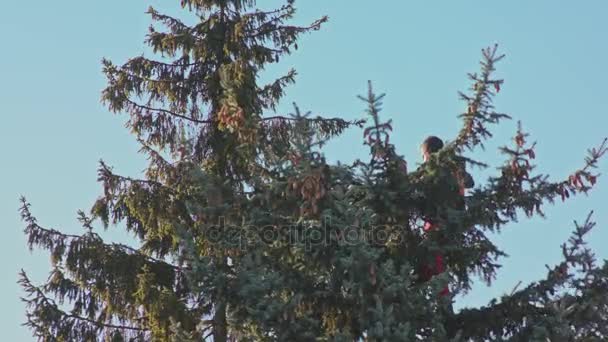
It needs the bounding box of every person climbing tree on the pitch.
[418,135,474,296]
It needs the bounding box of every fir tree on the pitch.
[18,2,608,341]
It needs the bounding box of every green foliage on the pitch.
[18,1,608,341]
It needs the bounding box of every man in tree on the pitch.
[418,135,474,296]
[17,4,608,334]
[421,135,474,194]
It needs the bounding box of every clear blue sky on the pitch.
[2,1,607,339]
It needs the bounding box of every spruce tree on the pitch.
[19,1,608,341]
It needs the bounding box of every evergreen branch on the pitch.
[147,7,189,33]
[100,161,168,189]
[19,270,149,333]
[20,197,182,272]
[461,130,606,233]
[125,98,212,124]
[113,68,196,85]
[579,137,607,173]
[248,17,328,39]
[552,137,607,197]
[452,213,601,339]
[129,56,203,68]
[246,3,294,18]
[258,69,297,109]
[452,44,509,152]
[358,81,399,170]
[263,115,364,126]
[124,97,365,128]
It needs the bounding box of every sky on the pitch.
[2,1,608,339]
